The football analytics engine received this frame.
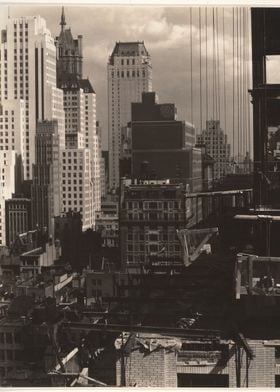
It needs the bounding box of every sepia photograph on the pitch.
[0,1,278,388]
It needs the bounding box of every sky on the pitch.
[0,4,254,157]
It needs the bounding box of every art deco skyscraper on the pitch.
[108,41,152,191]
[0,16,65,180]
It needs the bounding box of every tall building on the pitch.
[0,100,25,155]
[197,120,231,180]
[130,92,199,187]
[56,10,100,227]
[55,7,83,85]
[0,16,65,180]
[31,120,61,238]
[61,147,94,231]
[0,100,25,248]
[0,151,17,246]
[108,41,152,190]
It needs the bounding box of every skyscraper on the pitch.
[130,92,199,187]
[31,120,61,238]
[0,16,65,180]
[0,150,17,246]
[56,7,83,85]
[197,120,231,180]
[56,9,101,227]
[108,41,152,191]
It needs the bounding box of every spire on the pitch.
[60,7,66,31]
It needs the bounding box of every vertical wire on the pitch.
[246,7,252,167]
[233,7,235,163]
[206,8,208,123]
[216,7,221,124]
[215,8,221,176]
[212,8,215,121]
[222,8,229,175]
[237,7,240,164]
[240,7,244,163]
[223,8,227,136]
[199,7,203,132]
[190,8,193,125]
[242,7,247,167]
[242,7,247,171]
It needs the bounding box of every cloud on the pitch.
[1,5,252,153]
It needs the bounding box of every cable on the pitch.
[199,7,203,132]
[190,8,194,126]
[212,8,215,121]
[237,7,240,164]
[232,7,235,162]
[246,8,252,167]
[222,8,227,137]
[206,8,208,124]
[216,7,221,124]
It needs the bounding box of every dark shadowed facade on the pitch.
[31,120,60,238]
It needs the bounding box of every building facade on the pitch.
[31,120,61,238]
[196,120,230,181]
[0,16,65,180]
[131,92,198,184]
[0,151,17,246]
[120,179,189,272]
[5,198,31,248]
[60,148,93,230]
[56,12,101,227]
[55,7,83,84]
[108,41,152,191]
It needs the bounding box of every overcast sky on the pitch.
[0,5,254,157]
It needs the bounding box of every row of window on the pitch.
[126,212,183,221]
[14,23,28,29]
[62,197,83,204]
[126,201,181,210]
[0,349,22,362]
[62,151,88,157]
[127,244,181,252]
[0,332,15,344]
[111,69,146,78]
[13,38,28,43]
[127,233,178,241]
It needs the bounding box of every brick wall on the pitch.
[116,348,177,387]
[116,339,276,388]
[228,341,275,387]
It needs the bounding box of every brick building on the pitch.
[115,333,279,387]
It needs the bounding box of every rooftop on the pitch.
[110,41,150,59]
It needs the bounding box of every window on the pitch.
[6,350,13,360]
[5,333,12,344]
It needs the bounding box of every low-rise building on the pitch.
[19,242,59,279]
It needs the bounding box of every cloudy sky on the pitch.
[0,4,254,158]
